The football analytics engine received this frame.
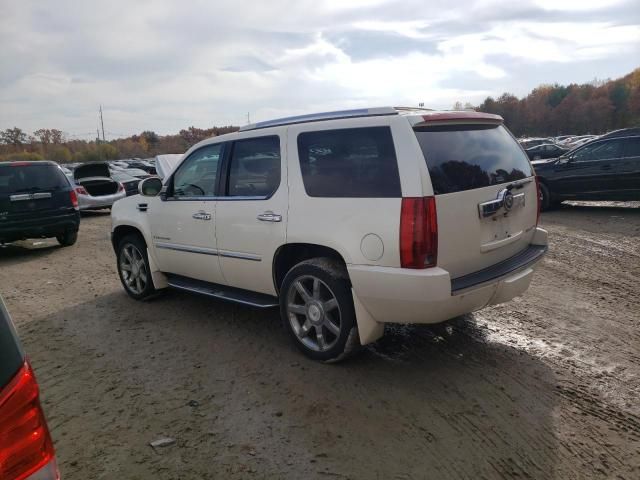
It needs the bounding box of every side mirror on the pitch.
[557,155,572,165]
[138,177,163,197]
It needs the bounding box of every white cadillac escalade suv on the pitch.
[111,107,548,362]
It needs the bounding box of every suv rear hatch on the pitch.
[74,162,118,196]
[413,114,538,279]
[0,162,75,223]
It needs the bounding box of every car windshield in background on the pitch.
[414,124,533,195]
[0,164,70,194]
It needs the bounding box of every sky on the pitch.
[1,0,639,139]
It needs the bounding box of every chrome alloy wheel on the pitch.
[119,243,148,295]
[286,275,342,352]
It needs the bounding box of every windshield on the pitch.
[0,164,70,194]
[414,124,533,195]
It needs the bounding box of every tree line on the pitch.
[474,68,639,137]
[0,126,238,163]
[1,68,638,163]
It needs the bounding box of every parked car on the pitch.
[525,143,569,160]
[120,168,151,179]
[110,161,130,169]
[520,137,554,149]
[0,296,60,480]
[111,107,547,362]
[533,132,640,209]
[73,163,126,210]
[0,160,80,246]
[123,160,156,175]
[564,135,598,149]
[598,127,640,140]
[110,171,142,196]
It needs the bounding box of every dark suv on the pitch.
[534,131,640,209]
[0,297,59,479]
[0,161,80,246]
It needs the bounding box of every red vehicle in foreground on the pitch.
[0,297,59,480]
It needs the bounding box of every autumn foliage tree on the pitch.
[476,68,640,136]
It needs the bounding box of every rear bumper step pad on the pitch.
[451,244,547,294]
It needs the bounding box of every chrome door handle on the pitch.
[257,212,282,222]
[192,211,212,221]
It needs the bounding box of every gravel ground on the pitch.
[1,203,639,480]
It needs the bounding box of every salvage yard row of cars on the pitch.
[0,158,163,246]
[528,127,640,209]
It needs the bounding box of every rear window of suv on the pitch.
[414,124,533,195]
[297,126,401,198]
[0,164,70,195]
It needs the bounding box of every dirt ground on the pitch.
[1,203,639,480]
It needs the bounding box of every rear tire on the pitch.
[280,258,361,363]
[56,230,78,246]
[117,234,156,300]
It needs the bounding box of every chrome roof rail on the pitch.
[239,107,398,131]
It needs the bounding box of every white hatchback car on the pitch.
[111,107,547,362]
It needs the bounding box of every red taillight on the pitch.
[74,186,88,196]
[535,176,541,225]
[69,189,79,210]
[0,362,58,480]
[400,196,438,268]
[117,182,125,192]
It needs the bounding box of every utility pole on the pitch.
[247,112,251,124]
[96,128,100,143]
[99,105,106,141]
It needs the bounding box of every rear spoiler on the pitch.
[411,111,503,127]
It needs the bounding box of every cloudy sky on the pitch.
[1,0,639,139]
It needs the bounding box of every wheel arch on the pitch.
[112,223,168,290]
[272,243,348,294]
[111,224,147,253]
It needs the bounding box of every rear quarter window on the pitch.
[414,124,533,195]
[297,126,401,198]
[0,301,24,389]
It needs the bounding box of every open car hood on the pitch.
[155,154,183,182]
[74,162,111,181]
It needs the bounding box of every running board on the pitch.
[166,274,279,308]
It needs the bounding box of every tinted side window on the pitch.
[572,143,598,161]
[623,138,640,157]
[227,136,281,197]
[297,127,401,198]
[592,140,623,160]
[414,124,532,195]
[574,140,622,162]
[172,144,222,197]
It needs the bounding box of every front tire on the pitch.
[280,258,361,363]
[117,234,156,300]
[56,230,78,246]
